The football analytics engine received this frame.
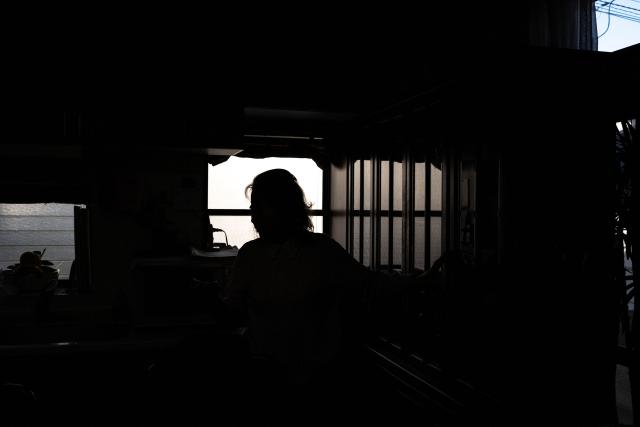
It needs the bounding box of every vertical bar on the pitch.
[442,149,447,255]
[203,159,208,248]
[74,205,92,294]
[453,148,461,252]
[322,159,331,237]
[425,151,431,270]
[372,154,381,270]
[348,157,354,255]
[359,156,365,265]
[497,155,503,265]
[389,158,394,272]
[630,119,640,426]
[204,159,211,249]
[403,148,415,274]
[443,145,460,254]
[473,146,480,259]
[467,145,482,257]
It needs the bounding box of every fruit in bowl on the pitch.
[0,251,59,294]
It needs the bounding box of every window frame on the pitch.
[206,157,328,245]
[347,150,444,273]
[0,202,91,292]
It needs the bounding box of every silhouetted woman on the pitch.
[223,169,429,424]
[225,169,367,381]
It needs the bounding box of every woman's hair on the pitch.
[246,168,314,232]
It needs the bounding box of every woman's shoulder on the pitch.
[304,231,340,246]
[302,232,350,256]
[238,233,347,257]
[237,238,264,256]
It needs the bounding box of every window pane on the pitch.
[415,217,425,270]
[353,216,360,261]
[363,160,371,211]
[0,231,75,246]
[208,157,323,210]
[0,246,76,279]
[381,215,403,270]
[209,215,257,249]
[353,160,361,211]
[0,217,74,230]
[431,164,442,211]
[209,215,323,249]
[430,217,442,269]
[0,203,78,279]
[310,216,323,234]
[415,161,426,212]
[380,216,389,268]
[0,203,75,216]
[393,162,403,211]
[393,216,403,269]
[381,161,390,210]
[363,216,371,267]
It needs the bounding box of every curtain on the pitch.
[528,0,598,50]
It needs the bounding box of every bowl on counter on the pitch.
[0,264,59,295]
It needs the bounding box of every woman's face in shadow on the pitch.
[250,196,280,239]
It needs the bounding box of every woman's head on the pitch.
[246,169,313,239]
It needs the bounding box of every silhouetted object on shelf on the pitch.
[0,250,59,321]
[210,226,231,250]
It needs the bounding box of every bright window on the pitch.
[349,154,443,272]
[595,0,640,52]
[208,157,323,248]
[0,203,81,279]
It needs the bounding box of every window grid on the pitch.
[347,149,443,273]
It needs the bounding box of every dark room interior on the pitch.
[1,2,639,426]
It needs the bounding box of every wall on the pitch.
[86,149,208,321]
